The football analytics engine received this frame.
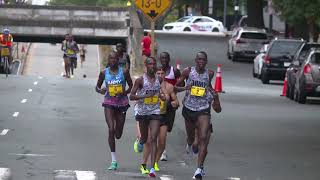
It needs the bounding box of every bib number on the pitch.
[160,100,166,113]
[1,48,10,56]
[191,86,206,97]
[66,49,75,55]
[144,96,158,105]
[108,84,123,96]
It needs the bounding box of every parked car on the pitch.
[253,44,269,78]
[162,16,225,32]
[293,48,320,103]
[227,27,268,61]
[286,42,320,99]
[260,38,304,84]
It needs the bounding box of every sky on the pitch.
[32,0,49,5]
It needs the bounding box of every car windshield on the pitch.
[240,32,267,39]
[269,41,303,56]
[177,17,191,22]
[311,53,320,64]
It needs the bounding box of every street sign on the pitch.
[135,0,172,21]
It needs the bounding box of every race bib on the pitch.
[108,84,123,96]
[160,100,166,113]
[191,86,206,97]
[1,48,10,56]
[144,96,158,105]
[66,49,75,55]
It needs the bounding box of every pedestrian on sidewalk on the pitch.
[95,51,133,171]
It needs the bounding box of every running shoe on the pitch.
[192,168,205,179]
[140,164,149,174]
[160,150,168,161]
[134,139,143,153]
[149,168,156,178]
[154,162,160,172]
[107,161,117,170]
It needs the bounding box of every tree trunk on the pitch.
[307,19,315,42]
[246,0,265,28]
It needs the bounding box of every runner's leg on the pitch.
[114,111,126,139]
[155,125,168,162]
[196,115,210,168]
[149,119,160,168]
[104,108,116,152]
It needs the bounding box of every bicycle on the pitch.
[0,46,11,78]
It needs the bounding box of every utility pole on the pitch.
[223,0,227,27]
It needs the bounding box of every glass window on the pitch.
[240,32,267,39]
[311,53,320,64]
[269,41,303,57]
[177,17,192,22]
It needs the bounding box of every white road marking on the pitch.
[75,170,97,180]
[12,112,19,117]
[28,88,32,92]
[178,160,187,167]
[160,175,174,180]
[0,168,11,180]
[20,99,27,103]
[8,153,53,157]
[38,76,43,79]
[226,177,241,180]
[0,129,9,136]
[61,72,64,76]
[33,81,38,85]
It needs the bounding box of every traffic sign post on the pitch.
[135,0,172,57]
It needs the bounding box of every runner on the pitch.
[159,52,181,161]
[61,34,71,78]
[175,51,219,179]
[115,43,130,70]
[79,44,86,68]
[95,51,133,170]
[130,57,167,178]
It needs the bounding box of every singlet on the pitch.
[164,66,177,85]
[183,67,210,111]
[103,67,129,107]
[135,74,161,116]
[64,40,78,58]
[118,52,129,68]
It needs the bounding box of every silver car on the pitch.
[227,27,268,61]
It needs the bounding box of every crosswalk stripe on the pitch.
[55,170,96,180]
[75,171,96,180]
[0,168,11,180]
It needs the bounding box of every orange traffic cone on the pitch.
[280,76,287,97]
[176,59,181,70]
[214,64,224,93]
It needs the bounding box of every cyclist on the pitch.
[0,28,13,68]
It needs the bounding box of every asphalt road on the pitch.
[0,36,320,180]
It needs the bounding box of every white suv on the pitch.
[227,27,268,61]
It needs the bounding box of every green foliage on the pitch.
[273,0,320,26]
[49,0,127,7]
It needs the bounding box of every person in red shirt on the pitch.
[141,31,151,58]
[0,28,13,63]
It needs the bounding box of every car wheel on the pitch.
[183,27,191,31]
[252,66,257,78]
[231,53,237,61]
[261,71,269,84]
[227,51,231,59]
[212,27,219,32]
[297,87,307,104]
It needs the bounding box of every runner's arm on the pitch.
[169,84,179,108]
[174,67,190,93]
[212,92,221,113]
[95,70,106,95]
[129,77,147,100]
[126,54,131,70]
[208,70,215,92]
[124,69,133,95]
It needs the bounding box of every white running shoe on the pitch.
[160,150,168,161]
[193,168,205,179]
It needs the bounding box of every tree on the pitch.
[273,0,320,42]
[246,0,265,28]
[49,0,127,7]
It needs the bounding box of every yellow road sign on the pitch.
[135,0,172,21]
